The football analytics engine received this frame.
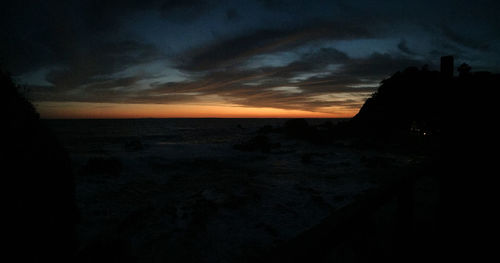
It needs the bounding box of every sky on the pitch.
[2,0,499,118]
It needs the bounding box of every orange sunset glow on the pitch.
[36,102,356,119]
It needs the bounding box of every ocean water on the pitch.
[43,118,385,262]
[44,118,346,152]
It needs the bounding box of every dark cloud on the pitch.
[441,26,490,51]
[225,8,240,21]
[84,76,143,91]
[139,52,426,112]
[27,45,432,113]
[177,29,293,71]
[301,48,350,65]
[1,1,82,73]
[397,39,417,55]
[160,0,215,23]
[1,0,158,73]
[269,47,351,79]
[339,53,431,79]
[257,0,283,7]
[177,21,372,71]
[44,40,164,88]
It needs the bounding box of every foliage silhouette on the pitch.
[2,68,76,262]
[336,58,499,142]
[346,57,500,261]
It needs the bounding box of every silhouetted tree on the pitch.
[457,63,471,77]
[350,66,446,137]
[2,68,76,262]
[332,56,500,260]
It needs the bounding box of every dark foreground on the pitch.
[44,118,439,263]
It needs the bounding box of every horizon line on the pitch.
[41,116,353,120]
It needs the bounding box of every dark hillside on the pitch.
[2,69,76,262]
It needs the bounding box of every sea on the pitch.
[44,118,346,150]
[42,118,382,263]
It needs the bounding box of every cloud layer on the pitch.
[2,0,499,116]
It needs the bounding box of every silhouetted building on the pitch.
[441,56,454,78]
